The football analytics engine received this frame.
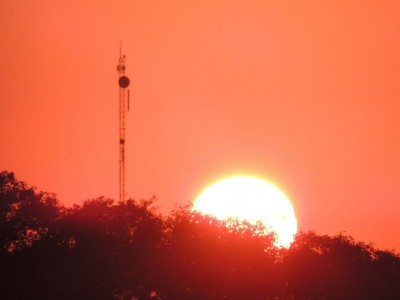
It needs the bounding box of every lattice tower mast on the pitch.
[116,46,130,202]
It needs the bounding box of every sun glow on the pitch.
[192,176,298,247]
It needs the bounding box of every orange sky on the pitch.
[1,0,399,251]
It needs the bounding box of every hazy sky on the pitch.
[1,0,399,251]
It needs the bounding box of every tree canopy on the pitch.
[1,171,399,299]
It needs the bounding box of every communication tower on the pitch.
[117,46,130,202]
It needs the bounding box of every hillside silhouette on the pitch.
[1,171,399,299]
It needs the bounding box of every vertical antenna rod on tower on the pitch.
[116,45,130,202]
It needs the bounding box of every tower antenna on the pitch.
[116,44,130,202]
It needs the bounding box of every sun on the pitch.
[192,176,298,247]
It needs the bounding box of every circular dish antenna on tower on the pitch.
[119,76,130,88]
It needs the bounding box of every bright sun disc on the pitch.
[192,176,298,247]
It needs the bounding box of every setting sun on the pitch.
[192,176,298,247]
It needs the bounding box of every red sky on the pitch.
[1,0,399,251]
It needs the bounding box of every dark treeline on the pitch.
[1,171,399,299]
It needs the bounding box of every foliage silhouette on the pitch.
[1,171,399,299]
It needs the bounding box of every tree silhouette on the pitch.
[0,171,65,298]
[0,172,165,299]
[0,171,63,252]
[156,209,279,299]
[280,232,400,299]
[1,171,399,299]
